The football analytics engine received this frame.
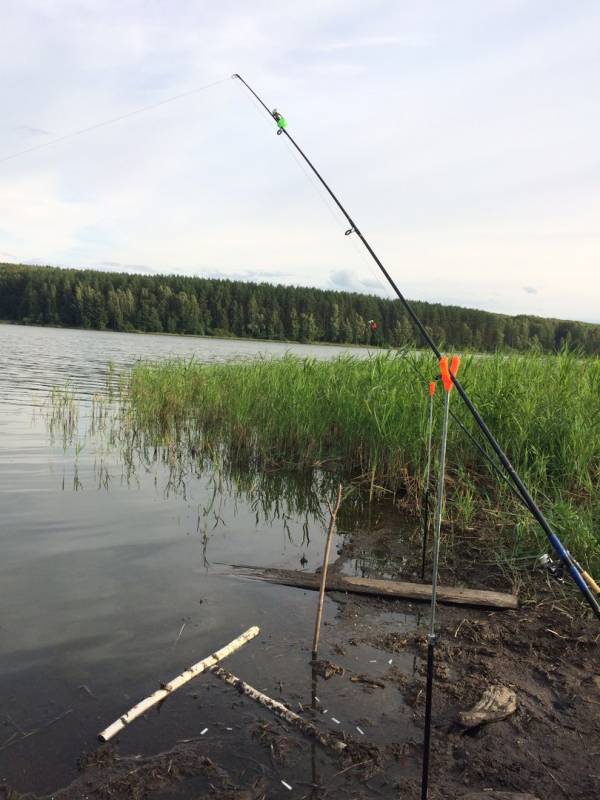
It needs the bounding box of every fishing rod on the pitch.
[232,73,600,620]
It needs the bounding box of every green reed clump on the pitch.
[48,384,79,447]
[126,350,600,570]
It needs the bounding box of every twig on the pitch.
[0,709,73,752]
[0,731,19,750]
[99,625,259,741]
[312,484,343,658]
[5,713,26,736]
[525,748,569,797]
[333,759,374,778]
[210,666,346,754]
[173,622,186,648]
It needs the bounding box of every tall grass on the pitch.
[126,350,600,570]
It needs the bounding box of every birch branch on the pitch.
[312,483,343,657]
[98,625,260,742]
[210,666,346,754]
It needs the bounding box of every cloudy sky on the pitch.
[1,1,599,322]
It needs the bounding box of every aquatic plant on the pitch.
[124,350,600,571]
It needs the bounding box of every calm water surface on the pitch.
[0,324,416,795]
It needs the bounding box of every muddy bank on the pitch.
[2,567,598,800]
[2,516,598,799]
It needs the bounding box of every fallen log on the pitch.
[210,666,347,753]
[230,567,518,610]
[98,625,260,742]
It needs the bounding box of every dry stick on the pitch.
[210,666,346,754]
[312,484,343,658]
[98,625,259,742]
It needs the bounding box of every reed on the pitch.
[125,349,600,571]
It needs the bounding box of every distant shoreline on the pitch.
[0,319,382,352]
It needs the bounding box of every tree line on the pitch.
[1,262,599,354]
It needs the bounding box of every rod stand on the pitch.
[421,633,437,800]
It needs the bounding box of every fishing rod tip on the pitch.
[231,73,240,80]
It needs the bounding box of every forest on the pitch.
[2,262,599,354]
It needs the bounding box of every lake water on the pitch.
[0,324,419,796]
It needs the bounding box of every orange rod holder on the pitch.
[439,355,461,393]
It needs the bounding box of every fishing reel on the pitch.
[536,553,565,584]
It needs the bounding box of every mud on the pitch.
[1,523,599,800]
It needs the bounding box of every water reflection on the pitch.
[1,325,418,796]
[44,384,398,564]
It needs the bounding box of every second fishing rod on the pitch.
[232,72,600,620]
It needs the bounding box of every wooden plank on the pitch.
[231,567,518,610]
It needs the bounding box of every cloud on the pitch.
[315,34,429,52]
[0,2,599,324]
[523,286,537,294]
[13,125,51,137]
[96,261,156,274]
[205,268,296,283]
[329,269,387,295]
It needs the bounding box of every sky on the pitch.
[1,1,599,322]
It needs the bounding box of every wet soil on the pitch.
[2,525,599,800]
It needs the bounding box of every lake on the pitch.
[0,324,417,796]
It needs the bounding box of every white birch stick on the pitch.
[210,666,347,753]
[312,483,343,657]
[98,625,259,742]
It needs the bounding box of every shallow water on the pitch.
[0,324,415,795]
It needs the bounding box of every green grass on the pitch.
[123,349,600,572]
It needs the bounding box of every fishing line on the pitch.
[281,134,399,310]
[421,382,436,580]
[0,77,230,165]
[281,135,343,230]
[246,77,554,510]
[250,89,523,495]
[403,354,527,504]
[232,72,600,619]
[280,132,393,298]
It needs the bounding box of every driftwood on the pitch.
[312,483,343,657]
[210,666,347,753]
[98,625,260,742]
[458,685,517,729]
[231,567,518,610]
